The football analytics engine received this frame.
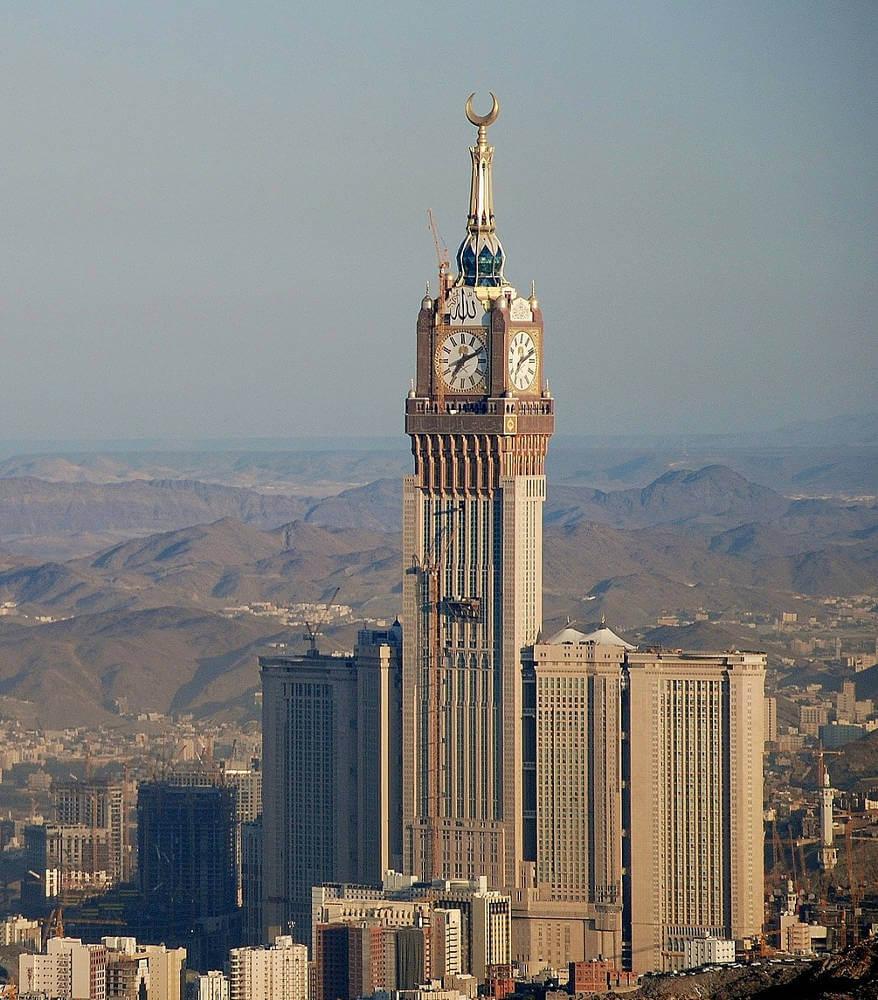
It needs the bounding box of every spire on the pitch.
[456,93,506,288]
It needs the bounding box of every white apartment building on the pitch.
[229,935,308,1000]
[683,934,735,968]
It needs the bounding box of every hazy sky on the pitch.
[2,1,875,441]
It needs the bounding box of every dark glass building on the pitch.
[137,781,240,969]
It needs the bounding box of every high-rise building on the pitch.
[23,822,113,904]
[241,818,263,946]
[402,94,554,889]
[229,935,308,1000]
[259,94,768,979]
[431,908,462,977]
[624,649,765,973]
[137,782,239,970]
[764,695,777,744]
[224,762,262,824]
[54,779,130,884]
[20,937,107,1000]
[513,626,632,971]
[313,920,429,1000]
[260,625,402,944]
[517,629,767,975]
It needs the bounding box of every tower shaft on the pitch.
[402,96,553,890]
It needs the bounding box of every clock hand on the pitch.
[515,348,535,375]
[451,348,482,377]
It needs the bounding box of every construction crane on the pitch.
[303,587,341,657]
[40,904,64,951]
[427,209,450,281]
[415,502,463,879]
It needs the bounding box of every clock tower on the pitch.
[402,94,554,889]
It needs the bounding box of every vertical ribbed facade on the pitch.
[624,651,765,973]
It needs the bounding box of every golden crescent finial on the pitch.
[465,92,500,128]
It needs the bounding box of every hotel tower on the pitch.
[402,93,554,889]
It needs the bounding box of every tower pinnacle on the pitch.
[456,92,506,287]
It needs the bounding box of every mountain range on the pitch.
[0,462,875,726]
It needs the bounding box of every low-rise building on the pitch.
[682,934,735,969]
[189,971,230,1000]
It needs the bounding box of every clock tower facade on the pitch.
[402,95,554,889]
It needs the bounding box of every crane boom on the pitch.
[427,209,450,277]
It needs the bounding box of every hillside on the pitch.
[626,937,878,998]
[0,517,400,618]
[0,477,312,558]
[0,462,874,725]
[0,606,288,727]
[0,464,874,625]
[825,729,878,792]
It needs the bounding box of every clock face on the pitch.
[437,331,488,392]
[508,330,538,391]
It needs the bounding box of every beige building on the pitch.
[260,626,402,944]
[0,914,41,949]
[229,935,308,1000]
[625,650,765,973]
[20,937,107,1000]
[103,938,186,1000]
[511,626,633,973]
[764,695,777,744]
[799,704,829,737]
[402,97,554,891]
[192,971,230,1000]
[431,908,463,977]
[312,875,509,983]
[54,779,129,884]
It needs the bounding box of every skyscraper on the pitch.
[517,629,767,975]
[402,93,554,889]
[260,624,403,944]
[624,650,765,972]
[137,782,239,970]
[54,778,130,884]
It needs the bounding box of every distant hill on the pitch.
[1,465,874,621]
[0,461,874,725]
[0,449,410,490]
[546,465,788,529]
[0,606,288,727]
[304,478,402,532]
[0,517,400,618]
[640,621,759,651]
[2,436,877,496]
[0,476,309,538]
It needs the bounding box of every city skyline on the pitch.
[3,3,876,441]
